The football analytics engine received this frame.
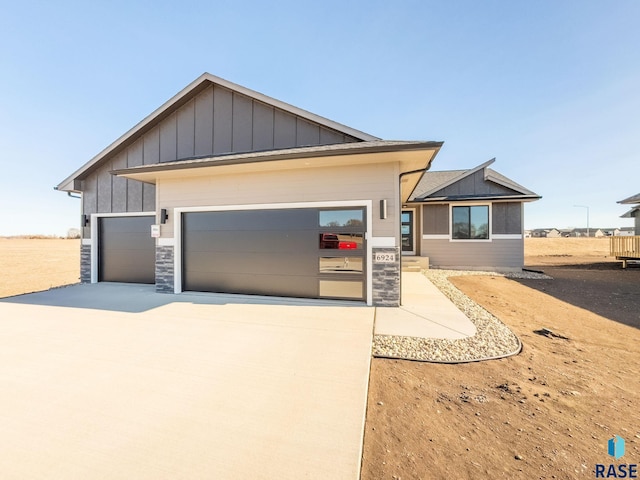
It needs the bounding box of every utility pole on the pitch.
[573,205,590,237]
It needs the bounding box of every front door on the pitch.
[401,210,415,255]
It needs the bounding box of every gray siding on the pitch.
[422,204,449,234]
[492,202,522,234]
[431,170,519,198]
[176,101,195,159]
[78,82,360,235]
[111,152,128,213]
[421,238,524,270]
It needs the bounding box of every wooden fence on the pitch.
[610,236,640,260]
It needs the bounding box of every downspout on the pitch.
[397,167,429,306]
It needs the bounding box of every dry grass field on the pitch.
[525,237,613,265]
[0,238,80,298]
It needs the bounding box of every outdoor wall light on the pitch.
[81,214,90,227]
[380,199,388,220]
[160,208,169,224]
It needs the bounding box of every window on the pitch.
[319,209,363,228]
[452,206,489,239]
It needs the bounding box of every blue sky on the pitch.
[0,0,638,235]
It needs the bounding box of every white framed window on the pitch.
[450,204,490,241]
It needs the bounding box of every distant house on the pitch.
[531,228,560,238]
[616,227,635,237]
[618,193,640,235]
[406,159,541,272]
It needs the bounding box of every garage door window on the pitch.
[319,257,363,273]
[317,208,365,300]
[319,209,364,227]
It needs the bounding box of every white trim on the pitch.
[370,236,396,247]
[81,239,91,246]
[174,200,374,306]
[422,234,449,240]
[492,234,523,240]
[157,237,176,246]
[90,212,156,284]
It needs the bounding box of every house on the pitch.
[618,193,640,235]
[56,73,444,306]
[530,228,560,238]
[405,159,540,272]
[56,73,542,302]
[616,227,635,237]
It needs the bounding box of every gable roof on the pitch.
[56,72,380,192]
[618,193,640,204]
[409,159,540,202]
[621,206,640,218]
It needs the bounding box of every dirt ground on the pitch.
[0,238,80,298]
[362,238,640,479]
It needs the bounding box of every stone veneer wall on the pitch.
[155,245,175,293]
[371,247,400,306]
[80,244,91,283]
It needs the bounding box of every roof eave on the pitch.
[410,194,542,203]
[618,194,640,204]
[111,141,444,177]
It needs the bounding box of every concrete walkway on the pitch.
[374,272,477,339]
[0,284,374,480]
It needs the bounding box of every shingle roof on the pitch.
[620,206,640,218]
[618,193,640,204]
[484,168,538,196]
[410,170,465,199]
[409,160,540,202]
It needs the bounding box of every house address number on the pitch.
[374,252,396,263]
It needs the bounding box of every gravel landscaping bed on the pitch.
[372,269,551,363]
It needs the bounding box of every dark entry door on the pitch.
[401,211,414,253]
[98,216,155,283]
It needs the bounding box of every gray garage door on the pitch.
[98,216,155,284]
[182,208,366,300]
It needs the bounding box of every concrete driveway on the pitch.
[0,284,374,480]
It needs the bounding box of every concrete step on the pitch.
[401,256,429,272]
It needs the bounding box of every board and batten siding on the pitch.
[429,169,518,197]
[420,201,524,270]
[158,162,400,239]
[80,83,361,237]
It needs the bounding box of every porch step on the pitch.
[401,256,429,272]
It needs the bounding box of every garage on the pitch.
[181,207,366,300]
[98,216,155,283]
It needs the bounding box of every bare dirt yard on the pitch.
[362,238,640,479]
[0,238,80,298]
